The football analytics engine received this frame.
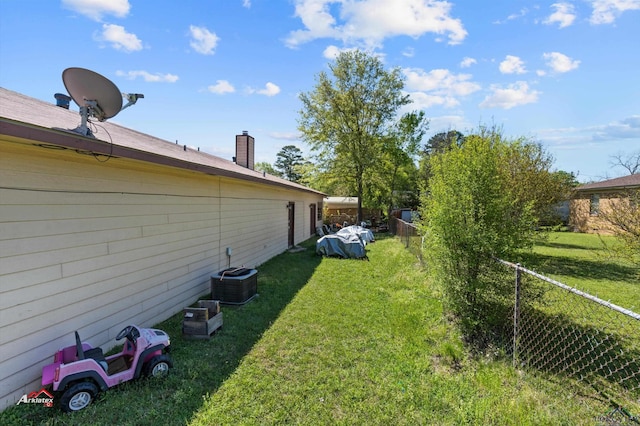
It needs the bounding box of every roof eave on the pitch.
[574,184,640,193]
[0,118,325,196]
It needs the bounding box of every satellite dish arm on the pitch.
[121,93,144,111]
[84,100,106,122]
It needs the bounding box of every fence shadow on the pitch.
[518,252,638,283]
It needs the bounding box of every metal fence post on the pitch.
[513,263,521,368]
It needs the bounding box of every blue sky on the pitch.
[1,0,639,182]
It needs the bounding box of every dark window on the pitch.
[590,194,599,216]
[317,202,323,220]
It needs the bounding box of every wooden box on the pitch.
[182,300,223,339]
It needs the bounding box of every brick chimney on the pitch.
[235,130,254,170]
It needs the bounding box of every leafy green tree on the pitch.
[502,140,575,226]
[254,161,282,177]
[418,130,465,192]
[274,145,304,182]
[372,111,428,218]
[425,130,465,155]
[553,170,580,189]
[298,50,411,222]
[420,128,560,336]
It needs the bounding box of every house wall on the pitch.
[0,141,322,409]
[570,192,622,233]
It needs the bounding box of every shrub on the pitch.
[420,130,550,339]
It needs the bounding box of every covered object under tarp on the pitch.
[316,234,366,259]
[336,225,375,244]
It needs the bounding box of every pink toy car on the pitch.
[41,325,172,412]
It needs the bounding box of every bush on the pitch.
[420,130,546,339]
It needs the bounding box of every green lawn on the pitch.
[514,231,640,418]
[519,232,639,311]
[2,235,615,425]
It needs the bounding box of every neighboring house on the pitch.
[325,196,359,225]
[570,174,640,233]
[323,197,381,226]
[0,87,324,410]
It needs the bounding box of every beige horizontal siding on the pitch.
[0,140,322,409]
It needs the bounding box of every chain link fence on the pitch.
[496,259,640,422]
[389,222,640,421]
[389,217,423,262]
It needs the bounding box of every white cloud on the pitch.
[323,45,385,61]
[499,55,527,74]
[286,0,467,49]
[242,0,251,8]
[96,24,142,52]
[407,91,452,109]
[590,0,640,24]
[323,45,350,59]
[480,81,540,109]
[427,115,470,133]
[403,68,481,108]
[258,82,281,96]
[507,8,530,20]
[544,2,577,28]
[247,82,281,96]
[189,25,219,55]
[402,47,415,58]
[62,0,130,21]
[543,52,580,73]
[593,115,640,140]
[116,70,179,83]
[404,68,480,95]
[207,80,235,94]
[460,57,477,68]
[493,7,529,24]
[538,116,640,149]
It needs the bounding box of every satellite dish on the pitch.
[60,67,143,137]
[63,67,123,121]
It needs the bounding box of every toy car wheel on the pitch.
[60,382,98,412]
[144,354,172,378]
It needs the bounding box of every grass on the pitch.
[519,231,639,311]
[1,234,614,425]
[514,231,640,417]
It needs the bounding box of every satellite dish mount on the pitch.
[61,67,143,137]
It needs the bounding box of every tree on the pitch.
[424,130,465,155]
[254,161,282,177]
[375,111,428,218]
[502,140,575,226]
[418,130,465,192]
[610,150,640,175]
[552,170,580,189]
[298,50,411,222]
[274,145,305,182]
[420,128,561,337]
